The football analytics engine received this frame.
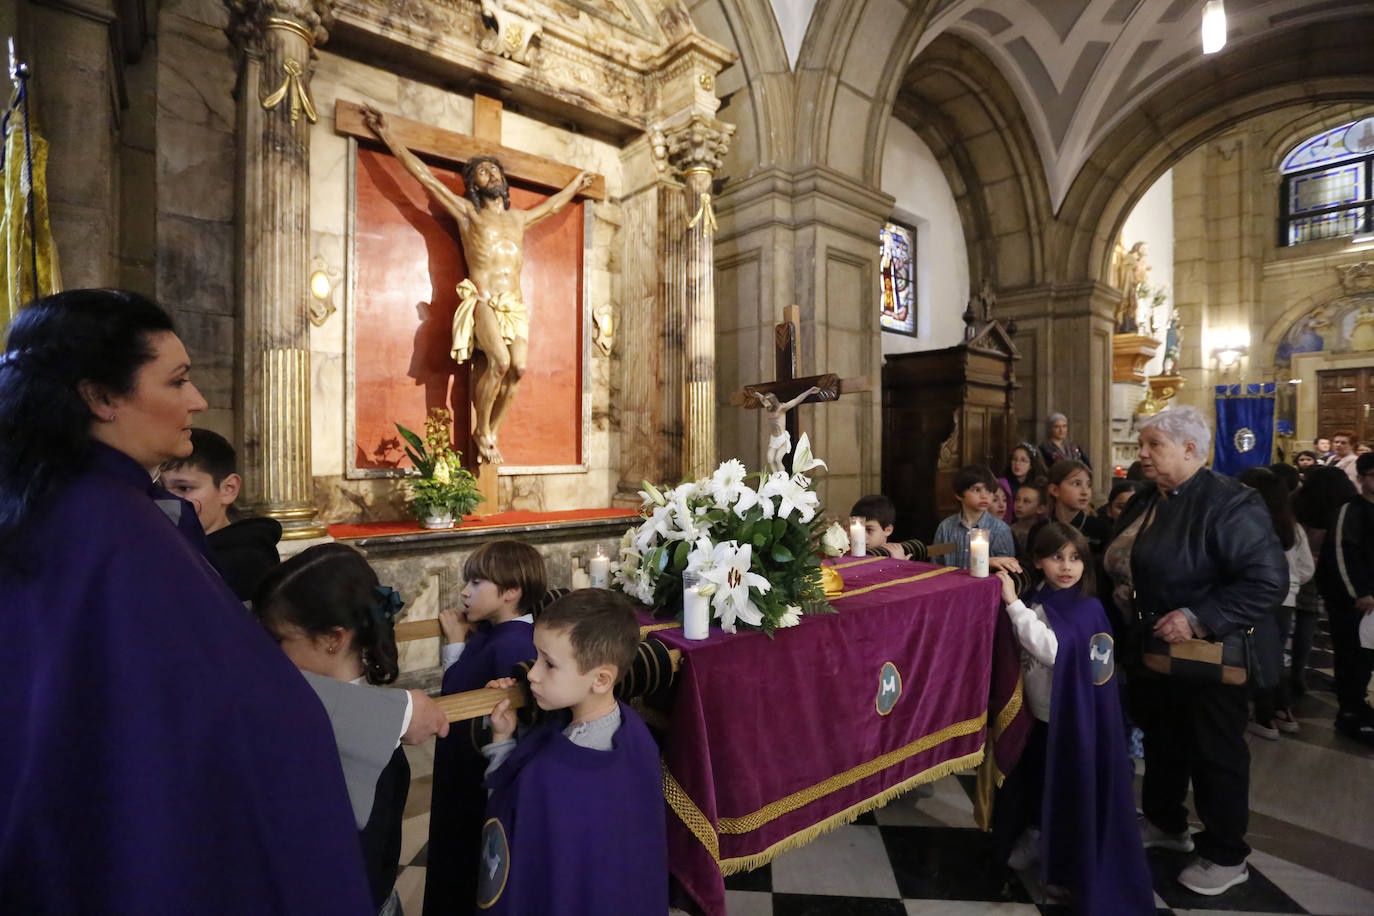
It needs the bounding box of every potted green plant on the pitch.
[395,408,484,529]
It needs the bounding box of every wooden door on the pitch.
[1317,367,1374,444]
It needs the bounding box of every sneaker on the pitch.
[1178,857,1249,895]
[1247,719,1280,741]
[1139,816,1194,852]
[1128,726,1145,760]
[1334,713,1374,747]
[1274,709,1300,734]
[1007,827,1040,871]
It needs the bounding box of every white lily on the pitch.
[638,480,666,508]
[791,433,827,474]
[697,540,771,634]
[821,522,850,557]
[761,471,819,523]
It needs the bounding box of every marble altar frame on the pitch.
[342,135,594,480]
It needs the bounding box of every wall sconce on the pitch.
[1209,327,1249,372]
[308,256,339,327]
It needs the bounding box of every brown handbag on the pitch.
[1141,630,1251,685]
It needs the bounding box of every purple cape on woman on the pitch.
[477,701,667,915]
[0,443,372,915]
[1036,585,1154,914]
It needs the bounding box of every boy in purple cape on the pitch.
[423,541,543,916]
[996,523,1153,913]
[478,589,667,915]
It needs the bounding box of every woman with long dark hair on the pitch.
[1238,467,1313,738]
[0,290,374,913]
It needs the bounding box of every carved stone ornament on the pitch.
[1337,261,1374,295]
[661,113,734,177]
[592,302,616,356]
[225,0,334,53]
[480,0,542,65]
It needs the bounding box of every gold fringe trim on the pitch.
[663,758,720,860]
[716,750,985,875]
[717,713,986,834]
[832,557,884,570]
[972,750,1006,831]
[639,622,680,637]
[839,564,957,600]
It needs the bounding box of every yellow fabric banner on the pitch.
[2,88,61,329]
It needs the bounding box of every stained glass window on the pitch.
[1280,119,1374,246]
[879,221,917,335]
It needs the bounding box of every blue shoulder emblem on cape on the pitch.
[476,817,510,909]
[1089,633,1115,685]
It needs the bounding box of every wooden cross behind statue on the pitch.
[734,304,872,472]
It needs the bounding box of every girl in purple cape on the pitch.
[255,543,415,915]
[0,290,373,914]
[994,523,1153,913]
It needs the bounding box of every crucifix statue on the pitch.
[361,105,593,466]
[735,304,870,473]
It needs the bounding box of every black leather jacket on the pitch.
[1113,466,1287,638]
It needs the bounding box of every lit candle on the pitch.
[588,547,610,588]
[968,529,990,578]
[849,516,866,557]
[683,584,710,640]
[571,564,590,590]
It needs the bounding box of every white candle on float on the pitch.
[969,529,990,578]
[588,547,610,588]
[849,517,866,557]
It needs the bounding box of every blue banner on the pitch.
[1213,384,1275,476]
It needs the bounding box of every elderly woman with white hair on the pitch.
[1037,412,1090,470]
[1102,405,1287,898]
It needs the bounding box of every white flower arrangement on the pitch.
[613,434,834,635]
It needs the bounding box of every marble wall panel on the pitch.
[826,84,874,180]
[157,121,235,223]
[157,215,235,317]
[717,252,762,333]
[312,347,346,479]
[157,12,236,133]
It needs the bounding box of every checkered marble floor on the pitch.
[393,643,1374,915]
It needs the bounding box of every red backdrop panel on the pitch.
[352,146,583,471]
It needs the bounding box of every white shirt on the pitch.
[1004,597,1058,723]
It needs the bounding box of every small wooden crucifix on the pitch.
[734,304,872,473]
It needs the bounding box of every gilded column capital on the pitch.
[225,0,335,55]
[660,113,735,180]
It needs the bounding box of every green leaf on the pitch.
[772,518,787,538]
[753,532,767,548]
[673,539,690,570]
[771,543,795,563]
[395,423,426,456]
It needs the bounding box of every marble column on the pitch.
[226,0,332,538]
[665,115,733,480]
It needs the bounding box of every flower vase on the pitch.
[422,510,455,530]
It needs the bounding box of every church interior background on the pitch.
[5,0,1374,912]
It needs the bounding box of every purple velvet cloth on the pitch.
[1037,586,1154,913]
[425,619,536,916]
[0,443,372,914]
[478,701,667,915]
[651,558,1004,915]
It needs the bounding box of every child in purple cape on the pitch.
[479,589,668,915]
[423,540,544,916]
[994,523,1153,913]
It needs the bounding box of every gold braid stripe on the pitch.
[991,677,1024,739]
[838,564,957,599]
[717,749,985,875]
[639,623,679,636]
[715,713,986,834]
[832,557,884,570]
[662,758,719,860]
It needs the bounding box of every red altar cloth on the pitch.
[328,507,638,540]
[647,558,1007,916]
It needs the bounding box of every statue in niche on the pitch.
[362,106,592,465]
[1162,308,1182,375]
[1114,241,1150,334]
[754,387,820,473]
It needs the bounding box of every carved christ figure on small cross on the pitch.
[362,105,592,465]
[754,386,820,473]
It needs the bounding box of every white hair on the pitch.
[1137,405,1212,462]
[1047,412,1067,428]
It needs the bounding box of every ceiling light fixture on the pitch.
[1202,1,1227,54]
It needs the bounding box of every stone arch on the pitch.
[890,32,1052,291]
[699,0,797,175]
[1055,14,1374,288]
